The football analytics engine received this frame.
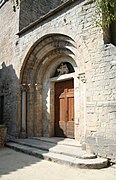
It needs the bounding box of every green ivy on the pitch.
[94,0,116,28]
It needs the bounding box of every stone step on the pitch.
[32,137,82,147]
[6,142,108,169]
[10,138,96,159]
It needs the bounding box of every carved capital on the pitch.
[20,84,28,92]
[79,73,86,83]
[34,84,40,91]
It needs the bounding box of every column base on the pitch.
[19,131,27,138]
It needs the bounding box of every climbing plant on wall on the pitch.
[94,0,116,28]
[93,0,116,45]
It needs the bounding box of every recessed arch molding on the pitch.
[18,33,77,137]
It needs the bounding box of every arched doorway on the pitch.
[18,34,79,139]
[51,62,75,138]
[42,59,76,138]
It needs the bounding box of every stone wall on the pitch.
[19,0,68,30]
[17,0,116,162]
[16,0,98,141]
[0,0,116,162]
[0,125,7,147]
[86,44,116,162]
[0,0,19,138]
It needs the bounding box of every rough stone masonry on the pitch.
[0,0,116,162]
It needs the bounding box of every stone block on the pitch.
[0,125,7,147]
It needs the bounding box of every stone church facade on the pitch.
[0,0,116,162]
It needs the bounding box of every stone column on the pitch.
[74,76,80,140]
[28,83,35,137]
[34,83,43,136]
[50,81,55,137]
[80,73,87,148]
[20,84,27,138]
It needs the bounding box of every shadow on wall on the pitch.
[0,62,19,140]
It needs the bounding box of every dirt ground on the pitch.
[0,148,116,180]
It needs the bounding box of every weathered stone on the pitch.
[0,125,7,147]
[6,138,108,169]
[0,0,116,163]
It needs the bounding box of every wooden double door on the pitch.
[54,79,74,138]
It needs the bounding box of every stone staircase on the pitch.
[6,137,108,169]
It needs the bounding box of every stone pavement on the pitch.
[6,137,108,169]
[0,148,116,180]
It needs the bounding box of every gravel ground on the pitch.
[0,148,116,180]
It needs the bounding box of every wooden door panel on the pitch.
[55,79,74,138]
[59,121,67,136]
[66,91,74,97]
[67,97,74,121]
[59,97,65,121]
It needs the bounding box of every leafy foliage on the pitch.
[94,0,116,28]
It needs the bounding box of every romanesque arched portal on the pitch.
[18,34,81,139]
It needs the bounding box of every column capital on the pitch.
[78,73,86,83]
[20,84,28,92]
